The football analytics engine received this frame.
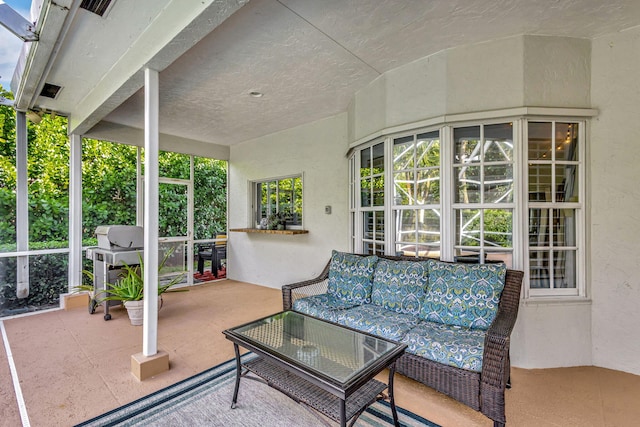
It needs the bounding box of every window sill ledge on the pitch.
[230,228,309,235]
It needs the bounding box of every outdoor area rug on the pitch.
[75,353,441,427]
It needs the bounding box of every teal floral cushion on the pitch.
[420,260,506,330]
[335,304,422,342]
[292,294,359,323]
[327,250,378,304]
[371,259,430,316]
[402,321,487,372]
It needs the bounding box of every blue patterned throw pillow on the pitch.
[420,260,507,330]
[327,250,378,304]
[371,259,430,316]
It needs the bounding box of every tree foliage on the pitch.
[0,86,227,314]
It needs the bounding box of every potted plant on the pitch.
[267,212,286,230]
[80,249,185,325]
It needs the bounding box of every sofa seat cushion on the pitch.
[327,250,378,305]
[292,294,358,323]
[335,304,421,342]
[371,258,430,316]
[402,321,487,372]
[420,260,507,330]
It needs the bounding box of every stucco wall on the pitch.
[227,32,640,374]
[590,26,640,375]
[228,113,350,288]
[348,34,595,370]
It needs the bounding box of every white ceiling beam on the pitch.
[84,121,231,161]
[69,0,249,136]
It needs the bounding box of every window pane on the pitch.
[417,209,440,244]
[486,251,513,268]
[528,164,551,200]
[293,177,302,224]
[372,143,385,171]
[364,212,374,239]
[393,136,414,170]
[484,209,513,248]
[258,182,269,218]
[364,242,385,256]
[484,123,513,162]
[484,164,513,203]
[416,132,440,168]
[529,250,550,288]
[364,211,384,241]
[416,169,440,204]
[455,165,480,203]
[528,208,550,247]
[393,171,414,205]
[553,250,577,288]
[553,209,576,247]
[555,164,579,202]
[455,208,481,246]
[372,175,384,206]
[374,212,385,241]
[454,126,481,164]
[395,210,417,243]
[360,148,371,176]
[278,178,293,216]
[361,178,371,207]
[528,122,552,160]
[555,123,579,161]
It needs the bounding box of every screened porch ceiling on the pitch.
[12,0,640,151]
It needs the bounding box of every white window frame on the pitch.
[252,174,304,230]
[523,119,585,298]
[348,109,590,300]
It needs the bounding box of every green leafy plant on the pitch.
[77,249,186,303]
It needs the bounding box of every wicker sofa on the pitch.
[282,251,523,427]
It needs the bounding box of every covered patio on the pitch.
[2,281,640,426]
[2,0,640,425]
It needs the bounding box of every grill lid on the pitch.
[95,225,144,250]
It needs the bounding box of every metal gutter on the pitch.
[11,0,78,112]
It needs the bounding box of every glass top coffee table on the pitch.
[223,311,407,427]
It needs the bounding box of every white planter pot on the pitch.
[123,297,162,326]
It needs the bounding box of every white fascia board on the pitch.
[69,0,249,136]
[11,0,73,111]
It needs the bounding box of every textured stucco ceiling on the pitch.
[24,0,640,146]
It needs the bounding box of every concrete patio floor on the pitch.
[1,280,639,427]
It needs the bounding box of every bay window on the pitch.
[349,116,586,299]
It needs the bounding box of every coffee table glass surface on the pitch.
[224,310,406,426]
[228,310,403,384]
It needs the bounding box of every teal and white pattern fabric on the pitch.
[335,304,422,342]
[371,259,430,316]
[401,321,487,372]
[327,250,378,304]
[420,260,506,330]
[292,294,358,323]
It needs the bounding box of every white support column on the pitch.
[68,133,83,291]
[143,68,159,357]
[136,147,143,226]
[16,111,29,298]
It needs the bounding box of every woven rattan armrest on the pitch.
[480,269,524,389]
[282,261,331,310]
